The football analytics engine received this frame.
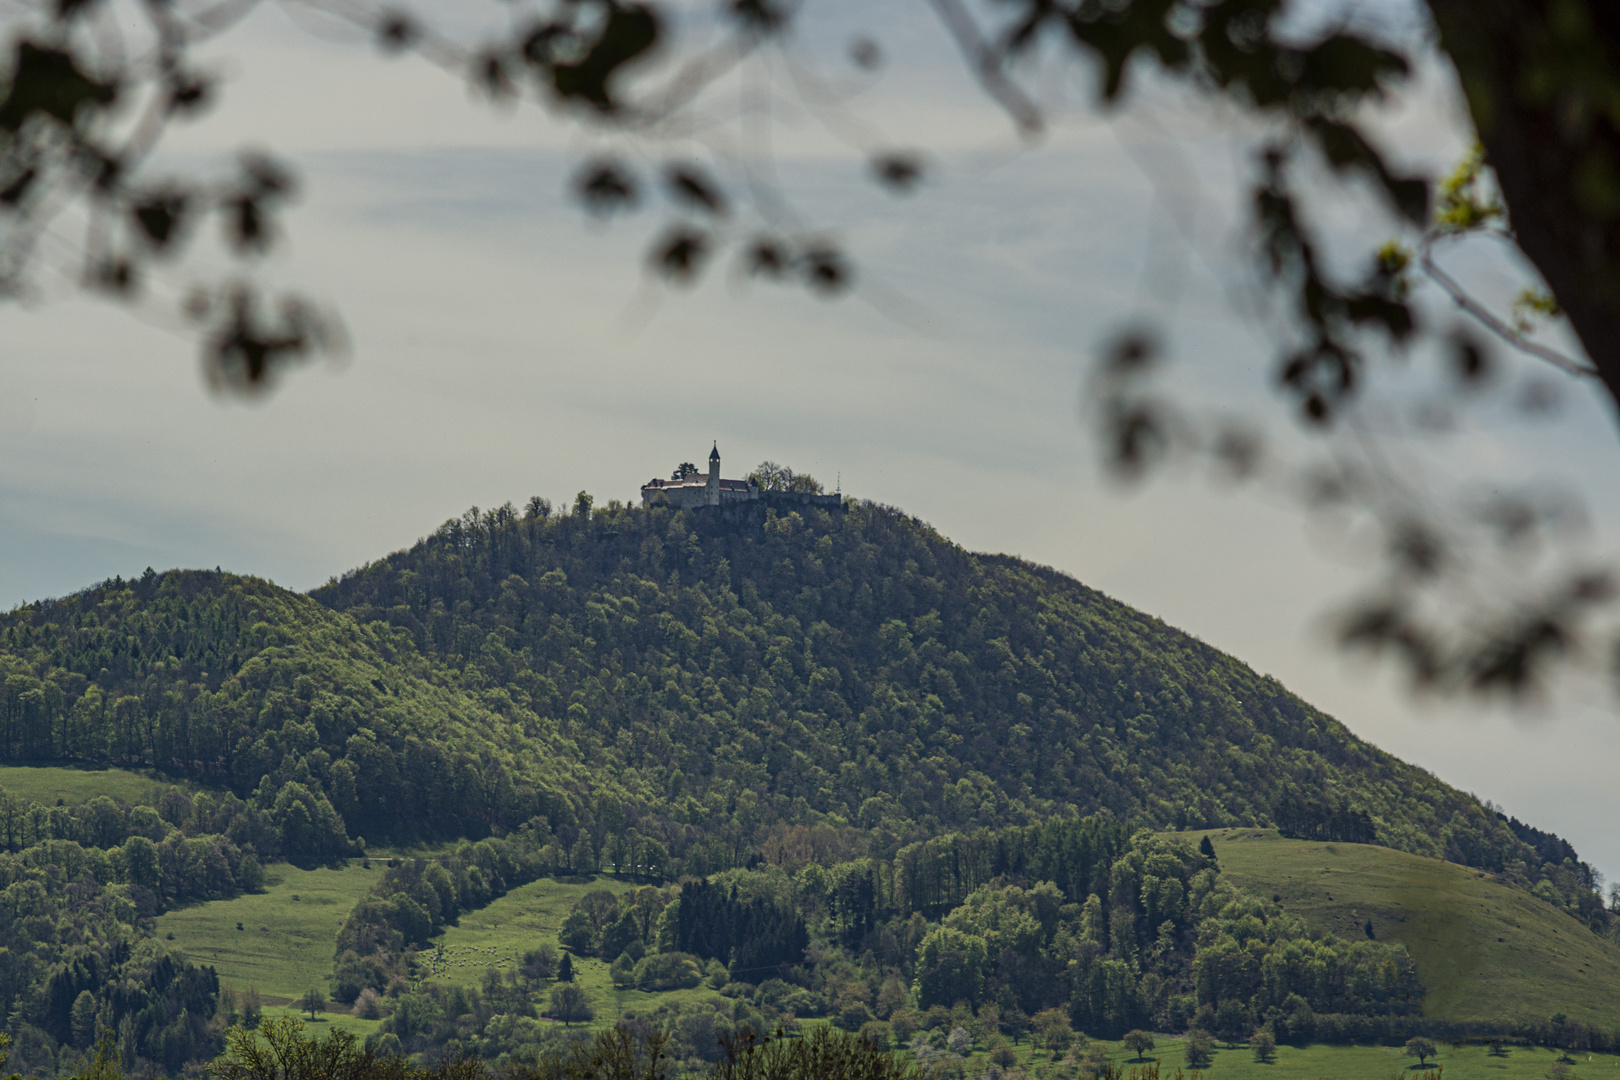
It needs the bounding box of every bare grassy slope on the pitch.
[1189,829,1620,1027]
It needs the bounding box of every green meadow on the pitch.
[1044,1038,1620,1080]
[0,763,204,805]
[1183,829,1620,1028]
[257,1005,387,1040]
[420,874,726,1022]
[156,861,383,1002]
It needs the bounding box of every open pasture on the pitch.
[420,874,728,1022]
[1057,1036,1620,1080]
[0,763,204,805]
[156,861,383,1001]
[1176,829,1620,1028]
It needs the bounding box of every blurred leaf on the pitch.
[1451,332,1493,386]
[131,191,188,250]
[0,167,37,208]
[54,0,102,19]
[574,159,639,215]
[870,153,924,193]
[547,2,660,113]
[848,38,882,70]
[802,245,851,295]
[167,73,213,116]
[746,237,791,278]
[664,165,726,215]
[204,287,341,392]
[0,41,117,133]
[652,228,710,284]
[1304,117,1428,224]
[90,256,134,295]
[475,50,516,101]
[377,12,418,53]
[728,0,788,32]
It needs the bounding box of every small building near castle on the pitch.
[641,445,843,511]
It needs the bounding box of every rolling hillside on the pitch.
[1197,828,1620,1028]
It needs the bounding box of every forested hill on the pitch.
[0,497,1593,901]
[309,497,1571,891]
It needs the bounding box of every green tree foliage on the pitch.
[549,983,594,1026]
[746,462,824,494]
[302,988,327,1019]
[1406,1037,1437,1066]
[1123,1030,1154,1060]
[674,880,808,982]
[1185,1029,1215,1068]
[1252,1027,1277,1063]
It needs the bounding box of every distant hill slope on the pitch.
[0,498,1596,905]
[1198,828,1620,1027]
[0,571,604,848]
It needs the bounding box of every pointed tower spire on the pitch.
[707,442,721,506]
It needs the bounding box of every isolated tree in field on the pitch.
[1122,1030,1154,1062]
[549,983,593,1026]
[1488,1041,1510,1059]
[1405,1037,1437,1067]
[520,945,559,987]
[1032,1008,1073,1053]
[300,988,326,1019]
[1185,1029,1216,1069]
[1199,836,1216,860]
[557,952,574,982]
[1251,1028,1277,1064]
[1546,1063,1575,1080]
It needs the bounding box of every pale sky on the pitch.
[4,0,1619,881]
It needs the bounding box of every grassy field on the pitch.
[421,874,729,1023]
[258,1005,387,1041]
[156,861,383,1001]
[0,763,204,804]
[1039,1037,1620,1080]
[1179,829,1620,1028]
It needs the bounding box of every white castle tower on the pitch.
[707,442,721,506]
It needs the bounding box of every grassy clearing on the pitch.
[420,875,726,1025]
[156,861,383,1001]
[1177,829,1620,1028]
[259,1005,387,1041]
[0,763,205,804]
[1020,1037,1620,1080]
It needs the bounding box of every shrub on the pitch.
[840,1004,877,1033]
[633,952,703,991]
[859,1021,893,1049]
[352,988,384,1020]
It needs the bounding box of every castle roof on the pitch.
[709,442,720,462]
[642,476,751,491]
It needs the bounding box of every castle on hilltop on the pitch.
[640,445,842,511]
